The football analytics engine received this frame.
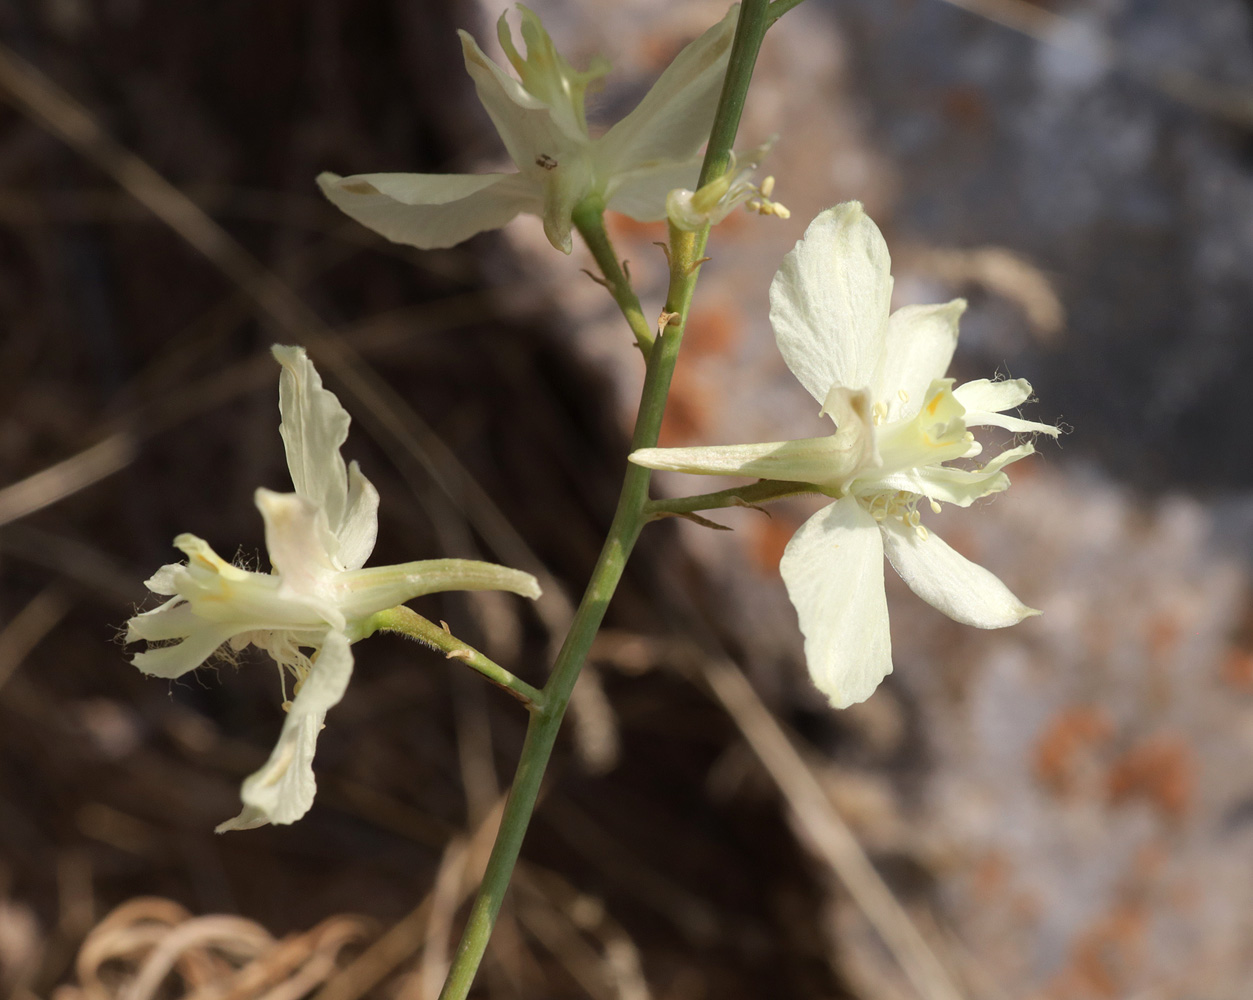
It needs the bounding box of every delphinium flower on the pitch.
[126,346,541,831]
[317,4,738,253]
[631,203,1059,707]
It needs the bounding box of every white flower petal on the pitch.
[631,387,876,492]
[605,155,704,221]
[131,622,240,679]
[871,444,1034,506]
[954,378,1060,437]
[630,438,845,487]
[335,461,380,572]
[874,300,964,421]
[769,203,894,404]
[880,518,1039,628]
[255,489,344,628]
[126,597,197,643]
[317,171,539,251]
[953,377,1031,412]
[596,5,738,173]
[272,345,351,532]
[335,558,541,623]
[780,497,893,708]
[459,29,586,167]
[143,562,183,596]
[272,346,380,568]
[216,630,355,832]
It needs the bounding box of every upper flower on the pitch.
[630,203,1059,707]
[126,346,541,831]
[317,4,739,253]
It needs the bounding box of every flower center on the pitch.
[863,491,931,540]
[872,379,973,479]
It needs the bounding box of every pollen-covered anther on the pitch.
[745,176,791,219]
[872,401,889,426]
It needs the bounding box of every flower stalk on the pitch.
[571,197,655,355]
[644,478,819,519]
[437,1,772,995]
[363,605,544,708]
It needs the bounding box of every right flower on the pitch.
[630,202,1059,708]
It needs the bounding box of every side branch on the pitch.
[364,606,543,709]
[644,479,820,519]
[572,197,656,356]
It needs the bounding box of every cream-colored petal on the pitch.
[334,558,541,623]
[335,461,379,572]
[216,630,354,832]
[953,377,1031,412]
[631,387,875,493]
[459,29,586,167]
[255,489,344,629]
[874,301,964,421]
[317,171,540,251]
[769,203,894,404]
[880,518,1039,628]
[780,497,893,708]
[870,443,1034,507]
[130,623,240,679]
[604,155,704,221]
[272,345,352,537]
[954,378,1060,437]
[126,597,197,643]
[144,563,183,596]
[597,5,738,173]
[631,438,845,489]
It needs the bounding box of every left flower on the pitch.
[317,4,738,253]
[125,346,541,832]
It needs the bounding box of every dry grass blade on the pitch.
[312,798,506,1000]
[0,584,74,692]
[698,656,968,1000]
[411,839,469,1000]
[0,436,137,529]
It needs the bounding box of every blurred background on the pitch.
[2,0,1252,998]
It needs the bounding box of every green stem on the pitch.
[438,3,771,995]
[364,606,544,709]
[572,198,655,357]
[766,0,810,25]
[644,478,820,519]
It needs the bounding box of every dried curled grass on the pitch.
[54,898,372,1000]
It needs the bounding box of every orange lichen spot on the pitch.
[1146,612,1181,659]
[1057,903,1148,999]
[748,512,798,576]
[605,212,666,243]
[1220,645,1253,692]
[940,85,988,130]
[969,848,1010,904]
[1032,706,1113,797]
[681,306,740,359]
[1106,736,1195,823]
[656,365,712,447]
